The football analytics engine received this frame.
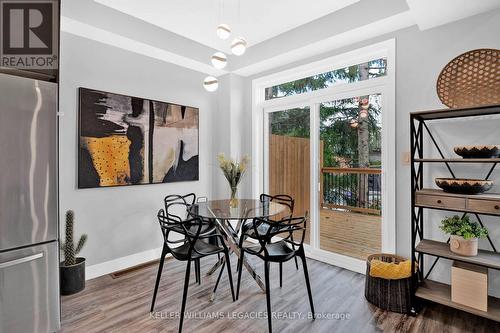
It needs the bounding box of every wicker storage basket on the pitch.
[364,253,413,314]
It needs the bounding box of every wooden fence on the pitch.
[269,134,310,218]
[269,134,382,216]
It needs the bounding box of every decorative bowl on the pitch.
[454,145,500,159]
[435,178,493,194]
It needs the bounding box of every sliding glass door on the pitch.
[265,107,310,244]
[262,91,388,268]
[318,94,382,260]
[257,41,395,271]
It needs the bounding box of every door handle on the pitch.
[0,252,44,269]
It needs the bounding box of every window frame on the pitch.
[252,39,396,273]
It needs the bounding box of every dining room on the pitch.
[2,0,500,333]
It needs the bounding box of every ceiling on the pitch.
[407,0,500,30]
[94,0,360,52]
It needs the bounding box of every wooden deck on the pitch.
[304,208,381,260]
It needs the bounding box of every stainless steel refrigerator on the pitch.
[0,73,60,333]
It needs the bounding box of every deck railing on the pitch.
[321,167,382,215]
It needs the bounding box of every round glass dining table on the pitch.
[189,198,287,221]
[189,199,289,297]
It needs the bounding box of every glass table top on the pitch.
[189,199,288,220]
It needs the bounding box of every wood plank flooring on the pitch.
[302,209,381,260]
[319,209,381,260]
[61,256,500,333]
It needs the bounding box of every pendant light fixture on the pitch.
[231,37,247,56]
[203,76,218,92]
[211,52,227,69]
[350,119,359,128]
[217,24,231,40]
[231,0,246,56]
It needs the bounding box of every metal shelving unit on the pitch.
[410,104,500,320]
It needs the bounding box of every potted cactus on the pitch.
[60,210,87,295]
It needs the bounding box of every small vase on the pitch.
[230,186,238,208]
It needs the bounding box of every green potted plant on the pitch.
[439,215,488,256]
[60,210,87,295]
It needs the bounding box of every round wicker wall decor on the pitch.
[436,48,500,108]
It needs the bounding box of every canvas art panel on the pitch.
[78,88,199,188]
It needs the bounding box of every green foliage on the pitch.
[61,210,87,266]
[439,215,488,239]
[267,60,385,168]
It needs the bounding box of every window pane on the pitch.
[268,107,310,244]
[265,58,387,100]
[319,94,382,260]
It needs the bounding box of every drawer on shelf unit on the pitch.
[416,193,466,210]
[468,199,500,215]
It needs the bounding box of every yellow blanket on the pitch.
[369,259,413,280]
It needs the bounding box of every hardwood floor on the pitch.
[61,256,500,333]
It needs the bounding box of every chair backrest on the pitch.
[247,212,309,256]
[164,193,196,222]
[157,208,204,254]
[260,193,294,219]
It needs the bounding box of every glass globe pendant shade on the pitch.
[203,76,218,92]
[217,24,231,40]
[211,52,227,69]
[359,109,369,118]
[231,37,247,56]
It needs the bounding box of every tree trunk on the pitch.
[357,62,370,208]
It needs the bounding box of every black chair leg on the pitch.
[150,244,168,312]
[294,256,299,270]
[179,260,191,333]
[213,258,226,294]
[264,261,272,333]
[236,250,244,300]
[192,261,198,284]
[299,253,315,317]
[195,259,201,285]
[279,262,283,288]
[224,251,236,301]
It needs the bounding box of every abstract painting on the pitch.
[78,88,199,188]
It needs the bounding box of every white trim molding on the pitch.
[234,12,412,77]
[61,16,227,77]
[252,39,397,272]
[86,246,166,280]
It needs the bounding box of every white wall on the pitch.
[238,9,500,294]
[59,32,216,273]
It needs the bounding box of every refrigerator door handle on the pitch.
[0,252,44,269]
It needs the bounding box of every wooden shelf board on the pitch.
[411,104,500,120]
[416,279,500,322]
[414,158,500,163]
[416,189,500,201]
[416,239,500,270]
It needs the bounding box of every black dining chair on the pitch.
[236,213,315,333]
[239,193,299,281]
[163,194,203,285]
[152,195,235,333]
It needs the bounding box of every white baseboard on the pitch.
[304,245,366,275]
[85,243,365,281]
[86,246,165,280]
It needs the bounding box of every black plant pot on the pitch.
[60,257,86,295]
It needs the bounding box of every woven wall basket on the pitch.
[436,49,500,108]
